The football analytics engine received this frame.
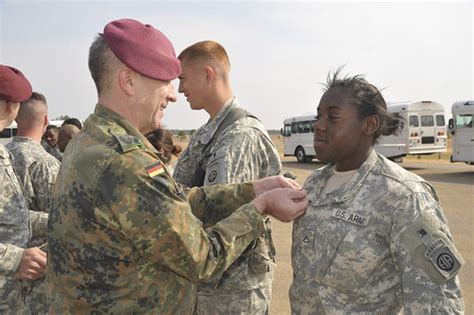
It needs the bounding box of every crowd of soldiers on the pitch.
[0,18,465,314]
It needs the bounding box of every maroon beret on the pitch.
[0,65,32,102]
[103,19,181,81]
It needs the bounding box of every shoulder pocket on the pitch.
[400,213,464,283]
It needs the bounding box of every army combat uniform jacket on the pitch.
[7,136,60,216]
[0,144,48,313]
[7,136,60,314]
[290,150,464,314]
[46,104,267,314]
[174,98,282,312]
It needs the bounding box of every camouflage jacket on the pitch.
[42,140,62,161]
[7,137,60,214]
[46,104,266,314]
[0,144,48,312]
[290,150,464,314]
[174,98,282,292]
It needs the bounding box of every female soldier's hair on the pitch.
[323,67,404,143]
[145,129,182,164]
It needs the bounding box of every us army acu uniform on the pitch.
[43,142,62,161]
[47,104,268,314]
[174,98,282,314]
[7,136,60,314]
[290,150,464,314]
[0,144,48,313]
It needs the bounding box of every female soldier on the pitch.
[290,70,464,314]
[145,128,182,173]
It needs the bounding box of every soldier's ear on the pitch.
[363,115,380,135]
[118,67,136,96]
[205,66,214,85]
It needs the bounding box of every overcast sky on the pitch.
[1,1,472,129]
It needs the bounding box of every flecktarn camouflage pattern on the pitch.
[47,104,267,314]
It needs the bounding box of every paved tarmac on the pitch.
[269,158,473,314]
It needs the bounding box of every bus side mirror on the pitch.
[280,128,284,136]
[448,118,454,134]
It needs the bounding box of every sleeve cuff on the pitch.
[0,245,24,274]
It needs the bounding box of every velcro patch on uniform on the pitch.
[145,162,164,177]
[400,214,464,283]
[331,209,370,226]
[204,155,224,185]
[425,240,462,280]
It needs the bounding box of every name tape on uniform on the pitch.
[332,209,370,226]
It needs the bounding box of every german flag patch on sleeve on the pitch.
[145,162,165,177]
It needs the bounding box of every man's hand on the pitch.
[15,247,47,281]
[252,188,308,222]
[253,175,301,196]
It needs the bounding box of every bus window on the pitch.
[284,124,291,136]
[298,121,311,133]
[310,120,316,132]
[435,115,445,127]
[291,122,298,134]
[421,115,434,127]
[456,114,473,128]
[409,115,419,127]
[0,128,12,138]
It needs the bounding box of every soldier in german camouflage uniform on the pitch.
[46,19,308,314]
[6,91,60,314]
[0,65,49,313]
[174,40,281,314]
[290,70,464,314]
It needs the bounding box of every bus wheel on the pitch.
[296,147,308,163]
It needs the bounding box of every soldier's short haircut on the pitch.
[17,92,48,125]
[88,34,122,95]
[46,125,60,133]
[62,118,83,130]
[323,67,404,143]
[178,41,231,74]
[22,91,47,105]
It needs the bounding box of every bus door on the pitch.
[453,113,474,162]
[282,122,293,155]
[419,113,436,146]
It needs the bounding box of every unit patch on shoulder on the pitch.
[112,132,144,153]
[400,214,464,283]
[145,162,165,177]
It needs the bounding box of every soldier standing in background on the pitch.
[46,19,307,314]
[174,40,282,314]
[42,125,62,161]
[57,123,80,153]
[6,91,60,314]
[0,65,48,313]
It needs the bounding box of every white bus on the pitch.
[282,101,447,163]
[375,100,447,159]
[0,122,18,145]
[281,113,316,162]
[0,120,64,145]
[448,100,474,165]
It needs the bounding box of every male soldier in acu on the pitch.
[0,65,49,313]
[6,91,60,313]
[46,19,307,314]
[174,41,281,314]
[42,125,62,161]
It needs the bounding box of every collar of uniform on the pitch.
[0,143,9,158]
[198,97,237,145]
[329,149,379,203]
[93,103,155,152]
[11,136,44,149]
